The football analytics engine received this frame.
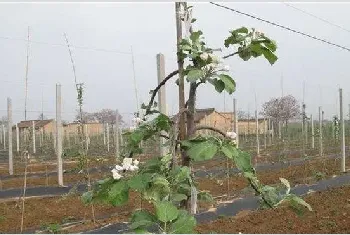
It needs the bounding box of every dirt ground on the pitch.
[0,191,153,234]
[1,170,110,190]
[0,157,115,176]
[197,156,348,198]
[196,185,350,234]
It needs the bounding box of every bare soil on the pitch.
[196,185,350,234]
[197,156,348,198]
[0,192,153,234]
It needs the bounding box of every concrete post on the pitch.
[7,98,13,175]
[255,110,260,157]
[311,114,315,149]
[157,53,167,156]
[107,123,110,152]
[0,124,2,147]
[39,127,43,147]
[339,89,346,172]
[56,84,63,186]
[115,110,120,159]
[319,106,323,157]
[3,124,6,150]
[264,117,267,149]
[16,124,19,152]
[32,121,36,154]
[103,123,106,146]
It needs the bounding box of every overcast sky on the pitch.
[0,2,350,125]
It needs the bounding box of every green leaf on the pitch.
[250,43,277,65]
[262,48,278,65]
[190,31,203,42]
[130,221,153,231]
[224,27,249,47]
[143,176,171,202]
[81,191,93,204]
[155,202,179,223]
[171,194,188,202]
[187,139,218,161]
[169,210,196,234]
[108,181,129,206]
[261,185,280,206]
[220,143,238,159]
[140,157,162,173]
[197,191,213,202]
[130,210,156,230]
[133,228,150,234]
[234,150,254,173]
[153,176,170,188]
[128,173,153,191]
[187,69,204,82]
[154,114,171,131]
[218,74,236,94]
[232,27,249,34]
[238,48,252,61]
[213,79,225,93]
[174,166,190,182]
[262,37,277,51]
[286,194,312,211]
[178,183,192,195]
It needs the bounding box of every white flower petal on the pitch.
[226,131,237,139]
[133,159,139,166]
[115,165,123,171]
[200,52,209,61]
[112,171,123,180]
[123,158,133,166]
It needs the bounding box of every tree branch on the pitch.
[146,70,179,114]
[222,51,239,59]
[194,125,227,137]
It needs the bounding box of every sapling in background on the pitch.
[64,33,96,224]
[81,4,312,234]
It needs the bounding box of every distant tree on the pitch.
[37,113,48,120]
[261,95,300,127]
[75,109,124,125]
[0,116,7,125]
[236,110,249,119]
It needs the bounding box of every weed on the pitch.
[61,216,76,224]
[0,215,6,223]
[313,171,326,181]
[40,223,62,234]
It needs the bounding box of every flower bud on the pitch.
[200,52,209,61]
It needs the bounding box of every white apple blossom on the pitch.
[226,131,237,139]
[210,55,221,64]
[115,165,124,171]
[133,159,139,166]
[111,169,123,180]
[222,65,230,71]
[111,157,140,178]
[123,158,133,167]
[200,52,209,61]
[129,165,139,171]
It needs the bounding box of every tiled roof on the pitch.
[17,119,54,128]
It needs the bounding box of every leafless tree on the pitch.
[75,109,124,125]
[37,114,48,120]
[0,116,8,125]
[261,95,300,128]
[236,110,249,120]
